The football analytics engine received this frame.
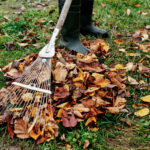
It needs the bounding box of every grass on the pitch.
[0,0,150,149]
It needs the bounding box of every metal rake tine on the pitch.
[2,68,39,116]
[2,60,43,118]
[17,61,44,117]
[0,64,40,115]
[23,63,48,122]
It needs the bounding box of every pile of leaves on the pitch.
[0,39,130,143]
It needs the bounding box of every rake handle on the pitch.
[39,0,72,58]
[56,0,72,30]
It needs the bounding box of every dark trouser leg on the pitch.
[58,0,90,55]
[80,0,108,38]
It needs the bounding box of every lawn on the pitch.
[0,0,150,149]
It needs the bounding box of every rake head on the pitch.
[0,57,53,129]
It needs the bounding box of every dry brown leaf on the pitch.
[92,96,110,107]
[84,87,100,94]
[17,43,29,47]
[53,62,68,83]
[114,97,127,109]
[83,140,90,150]
[2,62,12,72]
[5,68,22,79]
[14,119,29,139]
[106,107,120,114]
[138,64,150,74]
[125,62,134,71]
[128,76,138,85]
[95,78,111,88]
[54,85,69,100]
[38,67,50,84]
[78,53,98,64]
[73,104,90,113]
[126,9,131,15]
[22,93,33,102]
[74,110,83,118]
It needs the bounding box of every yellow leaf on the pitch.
[90,127,99,132]
[85,117,97,126]
[31,107,36,117]
[29,128,41,140]
[47,127,55,134]
[141,95,150,103]
[114,40,124,45]
[134,108,149,117]
[72,68,84,82]
[19,64,24,72]
[56,108,63,118]
[126,53,140,56]
[115,64,124,69]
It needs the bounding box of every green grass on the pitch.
[0,0,150,149]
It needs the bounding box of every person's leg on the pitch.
[58,0,90,55]
[80,0,108,38]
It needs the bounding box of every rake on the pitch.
[0,0,72,131]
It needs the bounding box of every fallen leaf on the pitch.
[141,95,150,103]
[29,126,41,140]
[14,119,29,139]
[135,3,141,8]
[4,15,11,21]
[114,97,127,109]
[128,76,138,85]
[53,62,68,83]
[114,40,124,45]
[106,107,120,114]
[126,9,131,15]
[85,117,97,126]
[72,68,84,82]
[100,3,106,7]
[134,108,149,117]
[138,64,150,74]
[22,93,33,102]
[62,114,77,128]
[54,85,69,100]
[5,68,22,79]
[115,64,124,70]
[126,53,140,57]
[125,62,134,71]
[83,140,90,150]
[119,48,126,53]
[17,43,29,47]
[7,124,14,139]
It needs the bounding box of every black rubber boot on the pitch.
[58,0,90,55]
[80,0,108,38]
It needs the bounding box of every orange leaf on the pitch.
[85,117,97,126]
[29,127,41,140]
[135,3,141,7]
